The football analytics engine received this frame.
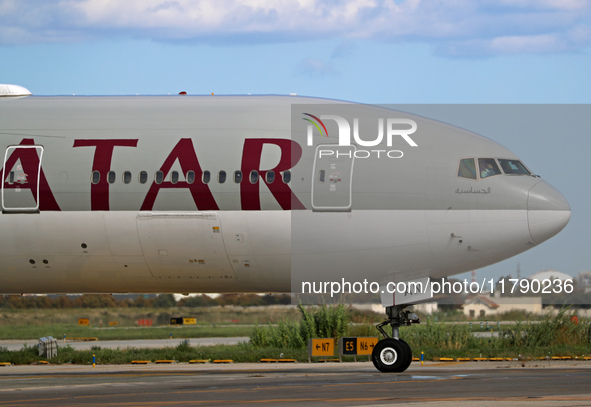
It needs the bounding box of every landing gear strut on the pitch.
[372,305,419,373]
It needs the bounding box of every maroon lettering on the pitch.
[240,139,305,210]
[0,139,60,211]
[73,139,138,210]
[140,138,219,210]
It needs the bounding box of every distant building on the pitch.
[463,294,542,318]
[576,271,591,293]
[411,302,438,315]
[351,302,438,315]
[529,270,573,282]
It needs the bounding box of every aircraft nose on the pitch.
[527,181,571,245]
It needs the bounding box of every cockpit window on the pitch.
[498,159,531,175]
[478,158,501,179]
[458,158,477,179]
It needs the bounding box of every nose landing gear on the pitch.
[372,305,419,373]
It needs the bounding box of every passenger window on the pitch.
[266,171,275,184]
[218,171,226,184]
[92,171,100,184]
[139,171,148,184]
[458,158,476,180]
[478,158,501,179]
[201,171,210,184]
[123,171,132,184]
[155,171,164,184]
[250,170,258,184]
[171,171,179,184]
[282,170,291,183]
[234,170,242,183]
[187,171,195,184]
[498,159,531,175]
[107,171,116,184]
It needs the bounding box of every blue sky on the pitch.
[1,0,590,103]
[1,0,590,281]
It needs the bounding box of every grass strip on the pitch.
[0,343,309,365]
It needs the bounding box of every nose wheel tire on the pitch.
[372,338,412,373]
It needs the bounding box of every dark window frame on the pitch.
[139,171,148,184]
[123,171,132,184]
[155,171,164,184]
[218,170,226,184]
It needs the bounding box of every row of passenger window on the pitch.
[91,170,292,185]
[458,158,531,180]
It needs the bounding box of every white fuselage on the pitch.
[0,96,570,295]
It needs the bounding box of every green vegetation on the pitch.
[401,308,591,359]
[0,302,589,365]
[0,304,303,331]
[0,293,292,309]
[250,304,351,349]
[249,306,591,360]
[0,300,382,341]
[416,309,548,323]
[501,308,590,348]
[0,342,309,365]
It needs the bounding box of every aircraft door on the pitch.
[311,144,355,211]
[2,145,43,213]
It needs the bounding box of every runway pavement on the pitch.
[0,360,590,406]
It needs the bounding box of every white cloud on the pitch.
[484,0,588,11]
[435,25,591,56]
[0,0,590,56]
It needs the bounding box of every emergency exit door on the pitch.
[2,145,43,213]
[311,144,355,211]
